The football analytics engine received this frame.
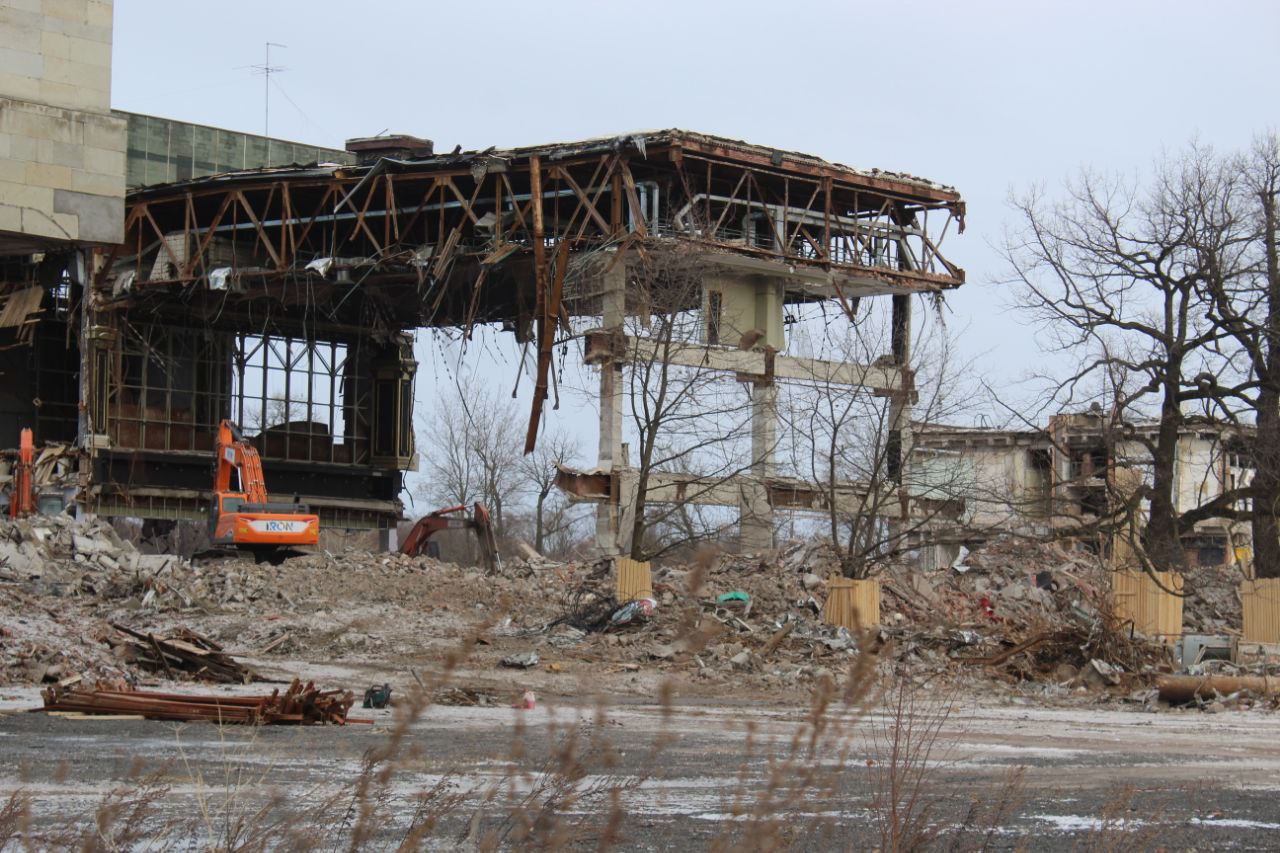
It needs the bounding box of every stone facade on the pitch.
[0,0,125,249]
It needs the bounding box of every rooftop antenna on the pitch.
[250,42,287,138]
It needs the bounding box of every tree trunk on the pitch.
[629,466,650,561]
[1142,377,1187,570]
[1254,190,1280,578]
[1254,386,1280,578]
[534,490,546,555]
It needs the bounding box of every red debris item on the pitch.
[513,690,537,710]
[606,598,657,631]
[978,596,1001,622]
[40,679,359,725]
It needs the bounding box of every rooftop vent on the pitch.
[344,134,434,165]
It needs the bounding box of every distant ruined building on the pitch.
[911,411,1254,570]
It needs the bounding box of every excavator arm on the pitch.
[401,503,499,572]
[215,420,268,503]
[8,428,34,518]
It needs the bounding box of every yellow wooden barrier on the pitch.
[615,558,653,602]
[1111,570,1183,641]
[1241,579,1280,644]
[823,577,880,630]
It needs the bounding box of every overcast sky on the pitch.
[108,0,1280,485]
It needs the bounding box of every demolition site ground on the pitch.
[4,693,1280,849]
[2,517,1279,848]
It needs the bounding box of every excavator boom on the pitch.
[401,502,499,572]
[8,428,34,518]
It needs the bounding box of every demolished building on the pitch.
[2,5,968,550]
[912,411,1254,568]
[5,124,966,548]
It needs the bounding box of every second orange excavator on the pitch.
[400,503,499,572]
[209,419,319,561]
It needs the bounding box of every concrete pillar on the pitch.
[740,379,777,551]
[595,262,627,555]
[742,379,778,550]
[751,380,777,479]
[378,525,398,552]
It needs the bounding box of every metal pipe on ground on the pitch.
[1157,675,1280,704]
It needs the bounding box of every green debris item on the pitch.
[717,591,750,604]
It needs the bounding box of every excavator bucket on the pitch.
[472,504,499,573]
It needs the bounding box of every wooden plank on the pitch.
[1242,579,1280,644]
[823,577,880,629]
[616,558,653,602]
[524,240,569,453]
[1112,571,1183,641]
[618,162,648,237]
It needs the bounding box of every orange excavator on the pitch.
[209,419,319,561]
[400,502,499,572]
[8,428,34,518]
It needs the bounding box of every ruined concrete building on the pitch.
[2,3,967,549]
[913,412,1254,568]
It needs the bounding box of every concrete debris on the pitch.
[501,651,540,669]
[2,511,1273,711]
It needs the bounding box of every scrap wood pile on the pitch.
[107,623,258,683]
[41,679,358,725]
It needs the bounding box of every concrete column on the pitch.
[750,380,777,479]
[595,262,627,555]
[740,379,777,551]
[378,525,398,552]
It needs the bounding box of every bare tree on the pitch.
[1192,133,1280,576]
[518,426,583,555]
[417,379,522,536]
[1004,156,1248,570]
[619,243,761,561]
[779,304,989,578]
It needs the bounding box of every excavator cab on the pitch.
[209,420,319,559]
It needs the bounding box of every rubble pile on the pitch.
[1182,560,1245,634]
[1,515,163,685]
[0,511,1267,708]
[528,538,1172,697]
